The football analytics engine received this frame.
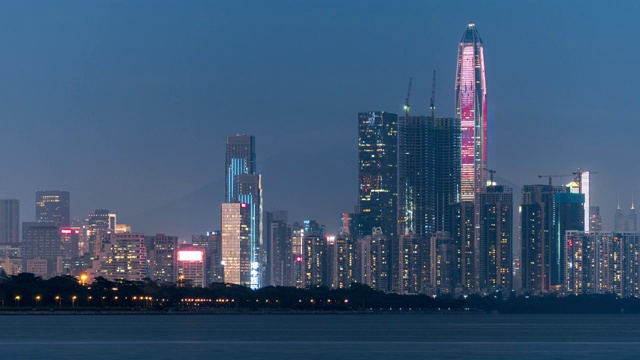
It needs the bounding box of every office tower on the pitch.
[146,234,178,284]
[192,231,223,283]
[21,222,61,278]
[265,211,292,287]
[477,185,513,292]
[455,23,488,202]
[97,233,147,281]
[552,191,585,286]
[59,227,81,260]
[36,190,70,227]
[430,231,457,295]
[177,247,206,287]
[0,200,19,244]
[221,203,251,287]
[236,173,262,288]
[224,134,263,288]
[357,111,398,239]
[225,134,256,203]
[87,210,117,258]
[590,206,602,232]
[566,231,640,298]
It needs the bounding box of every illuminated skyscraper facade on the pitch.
[455,23,487,202]
[225,135,256,203]
[36,190,70,227]
[221,203,251,286]
[357,111,397,239]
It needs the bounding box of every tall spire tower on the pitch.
[455,22,487,202]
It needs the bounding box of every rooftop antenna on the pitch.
[633,190,635,210]
[430,70,436,119]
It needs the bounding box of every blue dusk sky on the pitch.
[0,1,636,239]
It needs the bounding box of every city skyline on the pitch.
[0,2,637,239]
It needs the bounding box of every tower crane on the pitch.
[537,174,572,186]
[430,70,436,119]
[403,77,412,119]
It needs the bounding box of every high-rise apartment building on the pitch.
[455,23,487,202]
[357,111,398,239]
[566,231,640,298]
[477,185,513,292]
[0,200,19,244]
[36,190,70,227]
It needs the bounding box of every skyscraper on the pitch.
[221,203,251,286]
[36,190,70,227]
[477,185,513,292]
[225,135,256,203]
[357,111,398,239]
[22,222,61,278]
[223,134,263,288]
[0,200,19,244]
[520,184,583,293]
[236,173,263,288]
[455,23,487,202]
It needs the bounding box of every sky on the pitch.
[0,0,637,239]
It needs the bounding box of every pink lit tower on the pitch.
[455,22,487,202]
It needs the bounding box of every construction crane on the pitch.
[537,174,572,186]
[403,77,412,119]
[430,70,436,119]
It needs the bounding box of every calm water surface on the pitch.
[3,313,640,359]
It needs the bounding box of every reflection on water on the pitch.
[3,314,640,359]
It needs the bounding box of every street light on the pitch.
[72,295,77,308]
[14,295,20,307]
[35,295,41,307]
[55,295,61,308]
[80,274,88,286]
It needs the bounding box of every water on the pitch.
[3,313,640,359]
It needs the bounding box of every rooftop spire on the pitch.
[632,190,635,210]
[618,192,621,210]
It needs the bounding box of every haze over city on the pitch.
[0,1,635,239]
